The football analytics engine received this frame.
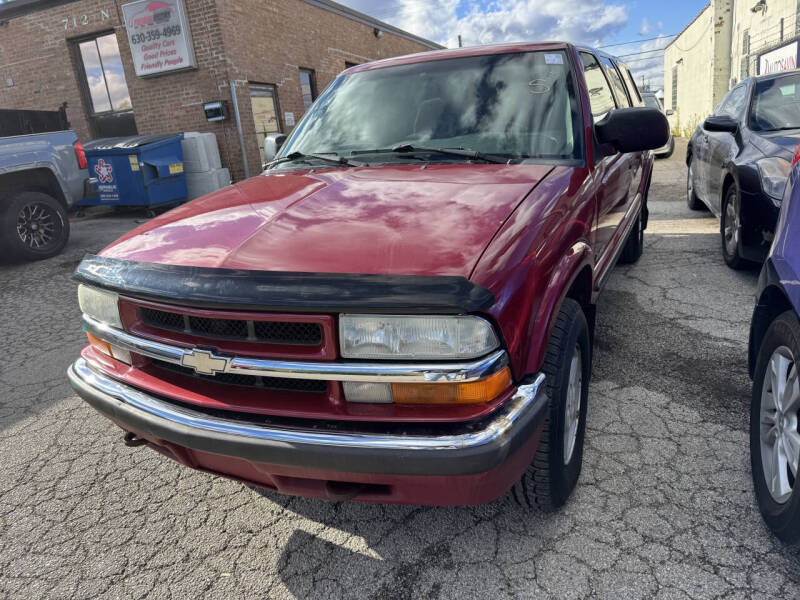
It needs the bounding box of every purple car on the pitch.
[748,143,800,542]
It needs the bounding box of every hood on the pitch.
[101,164,554,277]
[752,129,800,160]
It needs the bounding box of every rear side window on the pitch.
[580,52,616,121]
[620,64,644,106]
[599,56,631,107]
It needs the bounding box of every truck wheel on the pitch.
[750,310,800,544]
[511,298,590,511]
[687,156,704,210]
[619,206,644,264]
[0,191,69,261]
[721,185,749,270]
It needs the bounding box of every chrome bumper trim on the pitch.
[82,315,508,383]
[69,357,546,453]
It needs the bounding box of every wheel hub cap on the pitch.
[724,201,738,256]
[16,203,57,250]
[760,346,800,504]
[563,346,582,464]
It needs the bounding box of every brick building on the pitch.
[0,0,441,180]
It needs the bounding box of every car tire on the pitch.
[750,310,800,544]
[0,191,70,261]
[721,184,750,270]
[687,155,704,210]
[511,298,591,511]
[657,137,675,159]
[619,205,644,264]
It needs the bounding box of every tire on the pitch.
[0,191,69,261]
[687,154,704,210]
[619,205,644,264]
[657,137,675,159]
[750,310,800,544]
[720,184,750,270]
[511,298,591,511]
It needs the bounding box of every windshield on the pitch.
[751,73,800,131]
[277,51,582,164]
[642,95,661,110]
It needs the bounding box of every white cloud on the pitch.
[639,18,651,35]
[344,0,628,49]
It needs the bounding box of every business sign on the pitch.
[758,40,799,75]
[121,0,196,77]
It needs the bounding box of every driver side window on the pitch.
[715,85,747,121]
[580,52,617,122]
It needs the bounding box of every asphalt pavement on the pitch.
[1,140,799,599]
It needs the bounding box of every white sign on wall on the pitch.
[758,41,799,75]
[121,0,197,77]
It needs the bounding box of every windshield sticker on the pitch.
[544,53,563,65]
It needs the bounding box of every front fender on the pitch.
[522,241,594,376]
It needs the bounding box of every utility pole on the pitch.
[458,34,462,48]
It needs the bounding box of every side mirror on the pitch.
[665,109,674,116]
[702,115,738,133]
[264,133,288,162]
[595,107,669,153]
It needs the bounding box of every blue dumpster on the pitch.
[79,134,187,208]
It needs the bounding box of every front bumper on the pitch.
[68,357,548,480]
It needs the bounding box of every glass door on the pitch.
[249,83,281,164]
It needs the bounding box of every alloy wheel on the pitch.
[760,346,800,504]
[16,202,60,251]
[723,198,738,257]
[563,345,582,464]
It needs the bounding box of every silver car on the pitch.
[642,92,675,158]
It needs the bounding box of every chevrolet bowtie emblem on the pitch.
[181,349,229,376]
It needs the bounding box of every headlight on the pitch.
[339,314,500,360]
[78,284,122,328]
[757,157,791,201]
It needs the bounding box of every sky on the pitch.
[338,0,710,92]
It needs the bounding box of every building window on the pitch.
[671,66,678,110]
[299,68,317,111]
[741,57,750,81]
[74,32,136,137]
[249,83,281,165]
[77,33,132,114]
[743,29,750,55]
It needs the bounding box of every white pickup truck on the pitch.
[0,130,97,261]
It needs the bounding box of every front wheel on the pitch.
[721,185,750,270]
[0,191,70,261]
[511,298,591,511]
[751,311,800,543]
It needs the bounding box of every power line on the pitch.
[615,48,666,59]
[598,34,677,48]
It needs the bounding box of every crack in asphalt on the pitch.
[1,143,800,599]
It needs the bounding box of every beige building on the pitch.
[665,0,800,137]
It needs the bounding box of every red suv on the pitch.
[68,42,667,508]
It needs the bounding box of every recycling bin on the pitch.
[78,133,187,209]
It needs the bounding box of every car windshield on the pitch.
[751,73,800,131]
[642,95,661,110]
[276,51,581,165]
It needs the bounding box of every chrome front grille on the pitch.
[152,359,329,393]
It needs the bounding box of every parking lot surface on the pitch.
[2,140,799,599]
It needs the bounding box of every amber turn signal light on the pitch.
[87,332,113,356]
[392,367,512,405]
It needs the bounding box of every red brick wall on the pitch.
[0,0,437,182]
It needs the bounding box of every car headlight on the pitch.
[339,314,500,360]
[757,157,791,201]
[78,284,122,328]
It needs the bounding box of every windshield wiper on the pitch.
[267,151,361,168]
[352,145,510,164]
